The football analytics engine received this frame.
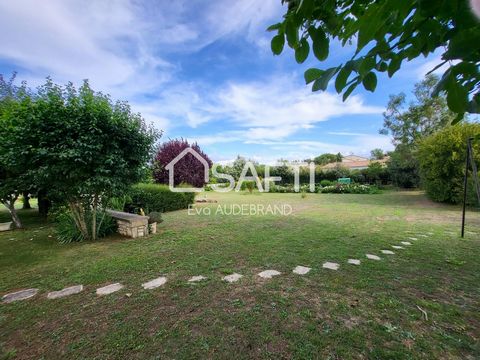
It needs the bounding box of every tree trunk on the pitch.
[22,192,31,209]
[68,201,90,240]
[3,199,22,229]
[38,190,51,218]
[92,195,97,241]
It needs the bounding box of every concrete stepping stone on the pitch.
[2,288,39,303]
[292,265,311,275]
[188,275,206,282]
[381,250,395,255]
[323,262,340,270]
[401,241,412,246]
[47,285,83,299]
[96,283,124,296]
[258,270,281,279]
[142,277,167,290]
[348,259,361,265]
[392,245,404,249]
[408,237,418,241]
[366,254,381,261]
[223,273,243,283]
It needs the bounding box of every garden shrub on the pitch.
[417,123,480,204]
[320,184,380,194]
[147,211,163,224]
[126,183,195,213]
[320,179,333,187]
[56,210,117,244]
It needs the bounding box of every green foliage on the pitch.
[380,75,457,145]
[127,183,195,213]
[55,210,117,244]
[387,145,420,188]
[147,211,163,224]
[320,179,333,187]
[108,195,132,211]
[417,122,480,204]
[320,183,380,194]
[0,77,160,240]
[270,0,480,116]
[241,180,256,193]
[370,148,385,160]
[313,153,342,165]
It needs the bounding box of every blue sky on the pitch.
[0,0,447,164]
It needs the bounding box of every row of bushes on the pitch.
[207,180,379,194]
[268,183,380,194]
[125,183,195,214]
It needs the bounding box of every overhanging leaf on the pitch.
[304,68,324,84]
[362,72,377,92]
[335,66,352,93]
[271,34,285,55]
[295,39,310,64]
[312,67,338,91]
[446,75,469,113]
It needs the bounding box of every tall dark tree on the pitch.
[153,139,212,188]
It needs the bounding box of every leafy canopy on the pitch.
[380,74,457,145]
[270,0,480,121]
[417,122,480,204]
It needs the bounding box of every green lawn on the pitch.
[1,191,479,359]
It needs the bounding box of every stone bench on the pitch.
[106,210,149,238]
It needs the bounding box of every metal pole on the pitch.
[461,139,471,238]
[468,138,480,205]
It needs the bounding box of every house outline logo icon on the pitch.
[165,147,209,192]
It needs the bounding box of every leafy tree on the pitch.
[313,152,342,165]
[381,75,455,188]
[365,161,386,184]
[2,78,160,240]
[0,73,33,228]
[153,139,212,187]
[270,0,480,119]
[386,145,420,188]
[380,75,457,145]
[370,148,385,160]
[417,122,480,204]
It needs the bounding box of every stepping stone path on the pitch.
[258,270,281,279]
[142,277,167,290]
[401,241,412,246]
[348,259,361,265]
[381,250,395,255]
[293,266,311,275]
[417,234,428,237]
[366,254,381,261]
[47,285,83,299]
[392,245,404,249]
[2,288,38,303]
[408,237,418,241]
[323,262,340,270]
[96,283,124,296]
[188,275,206,282]
[223,273,243,283]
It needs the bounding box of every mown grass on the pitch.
[0,191,479,359]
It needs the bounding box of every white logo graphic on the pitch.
[166,147,316,193]
[165,147,210,192]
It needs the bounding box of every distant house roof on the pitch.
[321,155,389,171]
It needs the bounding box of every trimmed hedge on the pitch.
[126,183,195,213]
